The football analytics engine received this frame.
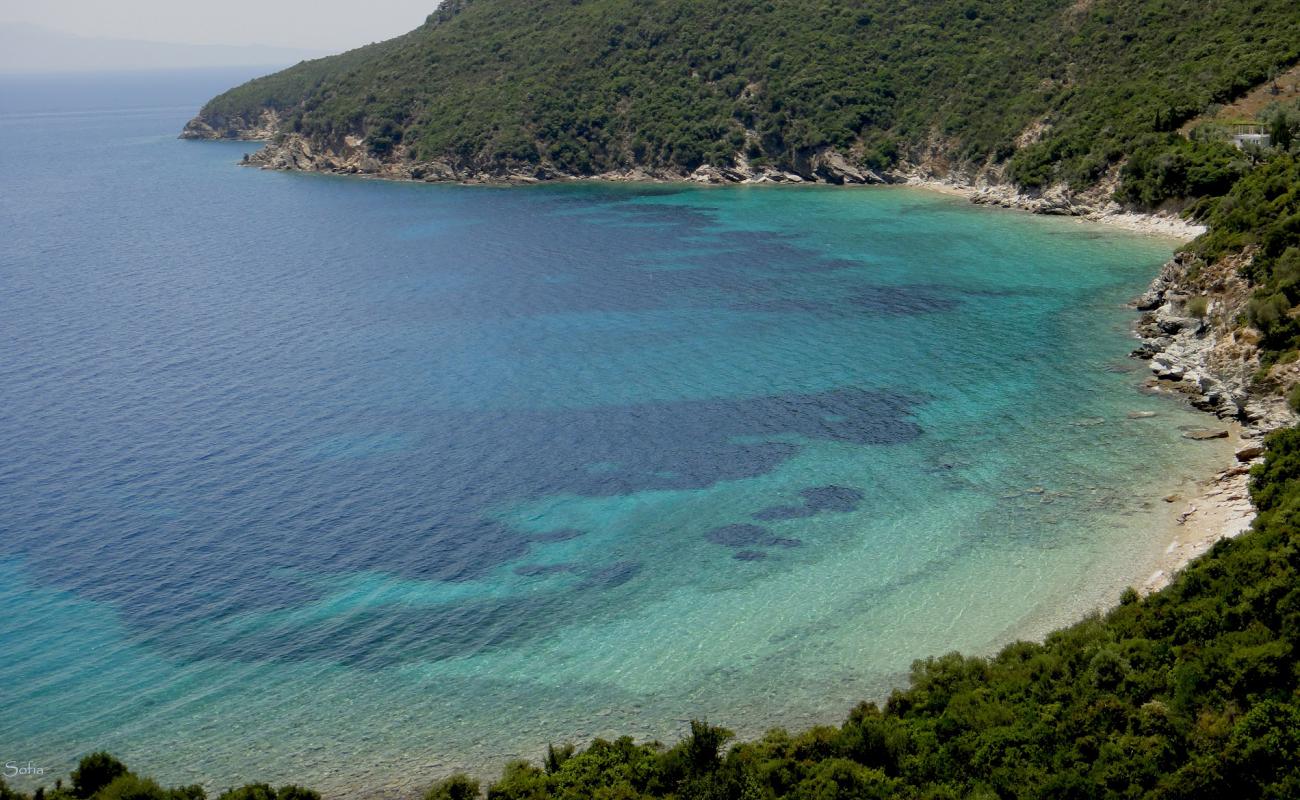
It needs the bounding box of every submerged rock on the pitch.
[754,484,865,521]
[1183,429,1229,440]
[576,561,642,589]
[753,505,811,521]
[513,563,577,577]
[800,485,865,511]
[529,528,586,542]
[706,524,802,549]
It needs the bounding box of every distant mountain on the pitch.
[0,23,330,74]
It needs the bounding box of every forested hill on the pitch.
[185,0,1300,189]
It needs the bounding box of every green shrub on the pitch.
[1187,296,1209,317]
[95,775,167,800]
[791,759,896,800]
[71,753,127,799]
[424,774,479,800]
[1117,137,1246,208]
[217,783,318,800]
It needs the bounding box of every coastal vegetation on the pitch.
[8,426,1300,799]
[191,0,1300,187]
[1195,154,1300,358]
[0,752,318,800]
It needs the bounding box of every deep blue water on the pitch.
[0,71,1229,794]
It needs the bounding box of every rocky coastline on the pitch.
[1124,243,1293,592]
[905,175,1288,594]
[180,117,1210,241]
[180,123,897,187]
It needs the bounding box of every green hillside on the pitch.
[192,0,1300,190]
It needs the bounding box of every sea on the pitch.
[0,69,1231,795]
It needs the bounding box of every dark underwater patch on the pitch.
[851,285,961,315]
[706,524,802,549]
[575,560,643,590]
[528,528,586,543]
[800,485,865,512]
[753,504,816,521]
[513,563,578,577]
[754,484,865,520]
[732,283,964,318]
[733,550,768,561]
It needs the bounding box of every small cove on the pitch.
[0,71,1232,796]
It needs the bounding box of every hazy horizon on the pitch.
[0,23,340,74]
[0,1,437,66]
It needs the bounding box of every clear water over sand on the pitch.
[0,72,1228,794]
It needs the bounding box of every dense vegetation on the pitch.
[0,752,317,800]
[1178,154,1300,361]
[9,427,1300,800]
[195,0,1300,187]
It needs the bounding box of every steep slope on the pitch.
[183,0,1300,190]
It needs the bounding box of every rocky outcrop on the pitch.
[181,112,898,187]
[1130,248,1295,435]
[806,150,887,185]
[239,136,896,187]
[180,109,281,141]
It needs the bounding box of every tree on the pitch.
[71,753,127,799]
[1267,108,1295,152]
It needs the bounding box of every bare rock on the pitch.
[1235,443,1265,462]
[808,150,883,185]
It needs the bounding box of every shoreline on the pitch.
[906,174,1267,600]
[894,175,1208,241]
[225,135,1210,242]
[1143,426,1258,594]
[188,121,1206,242]
[222,132,1257,600]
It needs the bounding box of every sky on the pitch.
[0,0,437,51]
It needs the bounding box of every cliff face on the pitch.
[180,109,281,142]
[224,131,893,185]
[1133,250,1294,434]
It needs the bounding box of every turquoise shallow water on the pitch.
[0,73,1231,795]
